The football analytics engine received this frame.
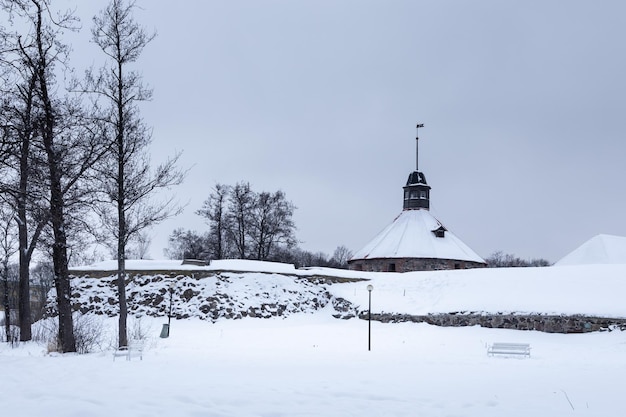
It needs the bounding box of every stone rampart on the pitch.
[359,312,626,333]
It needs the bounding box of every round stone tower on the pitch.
[347,124,486,272]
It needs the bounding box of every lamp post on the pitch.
[367,284,373,351]
[168,282,175,332]
[160,282,176,339]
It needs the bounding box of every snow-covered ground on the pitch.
[336,264,626,317]
[2,313,626,416]
[3,260,626,415]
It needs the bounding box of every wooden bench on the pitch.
[113,340,144,361]
[487,342,531,357]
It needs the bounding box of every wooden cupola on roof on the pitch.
[403,123,431,210]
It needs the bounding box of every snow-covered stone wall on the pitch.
[43,261,626,333]
[364,312,626,333]
[46,271,359,321]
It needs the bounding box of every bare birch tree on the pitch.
[86,0,184,348]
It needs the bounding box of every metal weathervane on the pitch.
[415,123,424,171]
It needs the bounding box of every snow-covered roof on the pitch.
[350,209,485,263]
[554,234,626,266]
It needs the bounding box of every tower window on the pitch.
[419,191,427,199]
[409,190,418,199]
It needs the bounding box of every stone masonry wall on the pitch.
[359,312,626,333]
[349,257,486,272]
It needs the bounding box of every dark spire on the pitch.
[403,123,430,210]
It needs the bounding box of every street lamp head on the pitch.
[367,284,373,292]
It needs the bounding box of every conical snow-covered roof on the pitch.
[350,209,485,263]
[555,234,626,266]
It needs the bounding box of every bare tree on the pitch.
[127,231,151,259]
[164,228,209,260]
[0,205,17,342]
[329,245,353,269]
[0,0,78,350]
[196,183,230,259]
[485,251,551,268]
[1,0,111,352]
[87,0,184,348]
[227,182,254,259]
[0,5,49,341]
[249,190,296,260]
[198,182,297,261]
[30,260,53,321]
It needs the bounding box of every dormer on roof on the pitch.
[431,224,447,238]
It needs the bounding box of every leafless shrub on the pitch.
[0,323,20,347]
[31,318,54,343]
[74,314,104,354]
[8,326,19,347]
[129,316,151,342]
[30,318,59,353]
[34,313,104,354]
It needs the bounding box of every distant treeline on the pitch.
[485,251,551,268]
[165,182,353,269]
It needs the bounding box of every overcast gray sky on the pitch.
[62,1,626,263]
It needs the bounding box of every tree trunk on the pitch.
[49,180,76,353]
[117,256,128,348]
[3,262,10,343]
[17,142,32,340]
[216,220,223,259]
[17,251,31,341]
[115,138,128,348]
[45,179,76,352]
[116,55,128,349]
[34,1,76,353]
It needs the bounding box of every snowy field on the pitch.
[4,256,626,416]
[2,312,626,417]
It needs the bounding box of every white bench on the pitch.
[113,340,144,361]
[487,342,531,358]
